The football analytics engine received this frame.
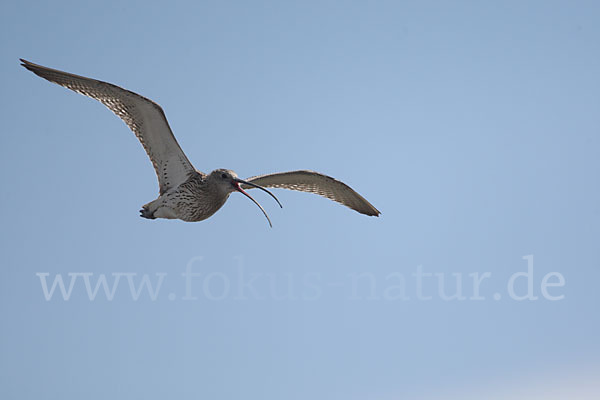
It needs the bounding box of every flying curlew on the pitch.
[20,59,380,226]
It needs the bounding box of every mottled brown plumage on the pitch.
[21,59,380,226]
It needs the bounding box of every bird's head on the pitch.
[209,169,282,227]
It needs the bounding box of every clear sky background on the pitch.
[1,1,599,399]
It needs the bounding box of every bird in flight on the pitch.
[21,59,380,227]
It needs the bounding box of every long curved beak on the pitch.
[232,179,282,228]
[235,179,283,208]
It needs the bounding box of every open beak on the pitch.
[232,178,282,227]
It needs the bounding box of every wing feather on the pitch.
[20,59,195,194]
[242,170,380,216]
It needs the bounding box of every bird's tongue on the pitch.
[233,182,253,199]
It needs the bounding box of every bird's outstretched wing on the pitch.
[241,170,380,216]
[20,59,195,195]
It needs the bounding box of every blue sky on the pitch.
[1,1,599,399]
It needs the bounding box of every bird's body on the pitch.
[21,59,380,226]
[142,169,241,222]
[142,170,220,222]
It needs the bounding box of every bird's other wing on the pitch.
[241,170,380,216]
[20,59,196,195]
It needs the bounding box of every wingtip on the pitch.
[356,207,381,217]
[20,58,35,71]
[365,207,381,217]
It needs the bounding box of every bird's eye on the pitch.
[221,173,228,179]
